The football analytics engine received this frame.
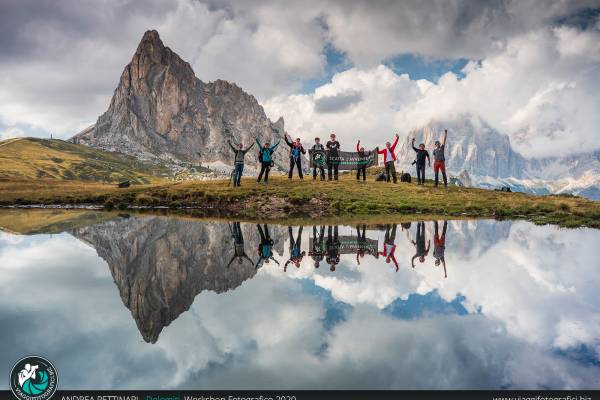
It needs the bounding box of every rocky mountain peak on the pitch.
[71,30,288,167]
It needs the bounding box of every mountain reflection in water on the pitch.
[0,212,598,390]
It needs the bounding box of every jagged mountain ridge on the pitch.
[72,216,286,343]
[398,115,600,199]
[70,30,288,168]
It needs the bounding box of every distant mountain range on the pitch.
[397,115,600,199]
[70,30,289,170]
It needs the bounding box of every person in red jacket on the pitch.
[377,133,399,183]
[379,224,399,271]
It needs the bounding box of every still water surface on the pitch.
[0,211,599,389]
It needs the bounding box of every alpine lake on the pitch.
[0,209,599,390]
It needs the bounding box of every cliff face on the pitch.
[72,216,285,343]
[70,30,288,167]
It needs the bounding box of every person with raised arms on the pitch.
[284,133,306,180]
[227,139,254,187]
[377,133,400,183]
[433,129,448,188]
[255,137,280,185]
[411,221,430,268]
[433,221,448,278]
[356,140,367,181]
[412,138,431,185]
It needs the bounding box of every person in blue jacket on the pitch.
[256,137,280,184]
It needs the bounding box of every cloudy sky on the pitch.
[1,219,599,389]
[1,0,599,157]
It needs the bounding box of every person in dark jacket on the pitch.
[411,138,431,185]
[284,133,306,179]
[326,225,340,271]
[326,133,341,181]
[356,224,367,265]
[256,138,280,184]
[356,141,367,181]
[411,221,430,268]
[227,140,254,187]
[311,137,326,180]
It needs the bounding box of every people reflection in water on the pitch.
[309,225,326,268]
[411,221,430,268]
[379,224,399,271]
[227,222,254,268]
[326,225,340,271]
[255,224,279,269]
[433,221,448,278]
[285,226,306,271]
[356,224,367,265]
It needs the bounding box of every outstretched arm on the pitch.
[412,138,419,152]
[442,129,447,147]
[270,256,280,265]
[271,141,280,151]
[243,142,255,153]
[391,133,399,151]
[411,255,418,268]
[391,256,399,272]
[255,138,262,148]
[426,151,431,167]
[356,141,360,152]
[284,135,293,147]
[228,140,236,151]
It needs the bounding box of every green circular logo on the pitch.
[10,356,58,400]
[313,152,326,166]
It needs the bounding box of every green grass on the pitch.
[0,138,170,184]
[0,170,599,228]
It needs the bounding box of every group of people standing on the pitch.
[228,129,449,187]
[227,221,448,278]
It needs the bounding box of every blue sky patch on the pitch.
[383,290,468,320]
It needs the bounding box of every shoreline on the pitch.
[1,176,599,228]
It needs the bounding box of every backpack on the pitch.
[400,172,411,183]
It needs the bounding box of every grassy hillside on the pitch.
[0,173,598,228]
[0,138,169,184]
